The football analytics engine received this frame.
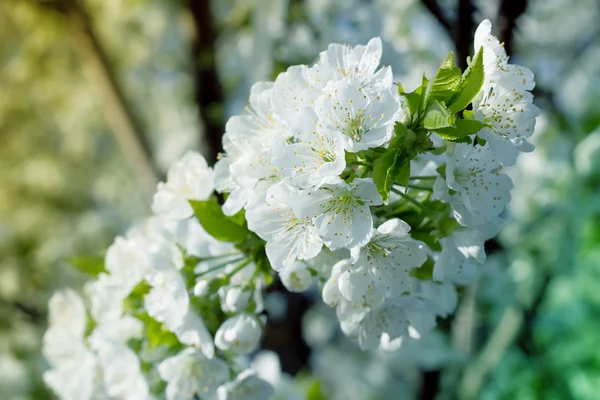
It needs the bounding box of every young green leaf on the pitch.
[447,47,484,113]
[423,100,455,130]
[429,52,462,101]
[435,128,474,143]
[462,109,475,119]
[395,159,411,187]
[373,148,400,204]
[190,198,250,243]
[400,75,430,127]
[456,118,485,134]
[69,255,105,276]
[401,91,422,126]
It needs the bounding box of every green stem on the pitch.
[407,184,433,191]
[196,257,244,277]
[391,188,433,212]
[226,258,253,279]
[357,166,370,178]
[409,176,437,180]
[197,252,241,262]
[351,161,371,167]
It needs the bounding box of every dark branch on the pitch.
[185,0,225,163]
[420,0,452,38]
[0,299,46,324]
[498,0,529,57]
[454,0,476,69]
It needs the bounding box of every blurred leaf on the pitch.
[69,255,105,276]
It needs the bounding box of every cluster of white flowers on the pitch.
[43,19,537,400]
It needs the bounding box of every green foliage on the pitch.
[373,123,414,204]
[410,257,435,280]
[400,75,430,128]
[423,100,455,130]
[435,119,482,142]
[447,47,484,113]
[190,198,251,243]
[135,313,182,351]
[429,52,462,101]
[373,148,402,204]
[123,280,152,311]
[68,255,106,276]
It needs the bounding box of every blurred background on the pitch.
[1,0,599,399]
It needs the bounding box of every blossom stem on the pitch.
[406,184,433,191]
[226,258,253,279]
[196,257,244,277]
[391,188,432,212]
[197,252,241,262]
[409,176,437,180]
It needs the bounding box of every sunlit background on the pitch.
[1,0,599,398]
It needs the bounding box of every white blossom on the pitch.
[295,177,382,250]
[246,182,323,270]
[217,370,274,400]
[347,218,427,299]
[434,144,513,226]
[158,348,230,400]
[42,289,101,400]
[316,78,399,152]
[152,151,214,220]
[473,20,539,166]
[272,120,346,189]
[279,261,314,293]
[317,37,392,90]
[357,297,436,351]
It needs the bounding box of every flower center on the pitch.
[343,110,368,142]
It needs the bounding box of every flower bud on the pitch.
[215,314,262,354]
[218,286,251,313]
[279,262,313,293]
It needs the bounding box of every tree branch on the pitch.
[454,0,476,69]
[498,0,529,58]
[183,0,225,163]
[420,0,452,38]
[33,0,161,198]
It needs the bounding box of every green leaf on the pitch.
[456,118,485,134]
[447,47,484,113]
[431,144,447,155]
[436,129,473,143]
[395,160,411,187]
[423,100,455,130]
[410,257,435,280]
[436,164,447,178]
[396,81,404,94]
[401,75,429,126]
[394,121,409,140]
[306,380,327,400]
[136,313,182,351]
[435,119,482,142]
[373,148,399,205]
[69,255,105,276]
[190,198,250,243]
[402,91,422,125]
[462,109,475,119]
[429,52,462,101]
